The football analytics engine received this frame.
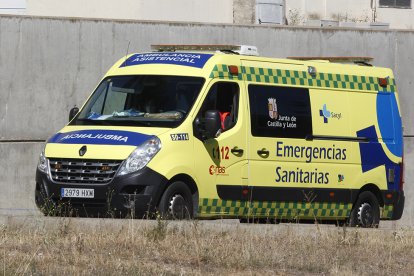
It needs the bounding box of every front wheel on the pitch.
[35,183,54,216]
[349,191,380,228]
[158,181,193,219]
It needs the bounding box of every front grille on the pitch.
[49,158,122,184]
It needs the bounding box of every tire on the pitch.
[158,181,193,219]
[349,191,380,228]
[35,183,53,216]
[239,218,278,224]
[336,220,347,227]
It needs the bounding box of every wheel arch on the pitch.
[356,183,384,207]
[158,173,199,216]
[168,174,198,194]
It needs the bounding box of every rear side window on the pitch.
[248,85,312,138]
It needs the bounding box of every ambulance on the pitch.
[35,45,405,227]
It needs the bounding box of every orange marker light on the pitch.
[228,65,239,75]
[329,192,335,198]
[386,193,393,199]
[378,78,388,87]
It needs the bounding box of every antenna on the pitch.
[124,41,131,66]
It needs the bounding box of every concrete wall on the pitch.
[6,0,414,29]
[24,0,233,24]
[0,15,413,225]
[234,0,256,24]
[287,0,372,24]
[0,0,26,15]
[378,8,414,29]
[287,0,414,29]
[0,142,43,216]
[7,0,272,25]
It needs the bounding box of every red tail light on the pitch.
[399,155,404,190]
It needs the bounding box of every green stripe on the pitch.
[198,198,352,219]
[209,65,396,92]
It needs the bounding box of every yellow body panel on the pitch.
[146,121,196,181]
[46,143,135,160]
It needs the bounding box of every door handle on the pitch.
[231,147,244,155]
[257,148,269,156]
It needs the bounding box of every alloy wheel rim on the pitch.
[168,194,188,219]
[358,202,373,226]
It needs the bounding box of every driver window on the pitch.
[197,82,239,132]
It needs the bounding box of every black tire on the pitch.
[336,220,347,227]
[349,191,380,228]
[239,218,256,224]
[158,181,193,219]
[35,183,53,216]
[239,218,278,224]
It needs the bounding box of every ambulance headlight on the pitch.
[117,137,162,176]
[37,144,48,173]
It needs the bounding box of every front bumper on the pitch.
[35,166,168,217]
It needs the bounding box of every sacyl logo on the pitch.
[320,104,331,123]
[319,104,342,123]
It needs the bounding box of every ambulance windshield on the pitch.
[72,75,205,127]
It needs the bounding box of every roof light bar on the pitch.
[151,44,259,56]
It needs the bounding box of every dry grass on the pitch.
[1,217,414,275]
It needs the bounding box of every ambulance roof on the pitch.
[104,45,395,93]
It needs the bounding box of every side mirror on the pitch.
[204,110,221,139]
[69,106,79,122]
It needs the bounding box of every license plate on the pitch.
[61,188,94,198]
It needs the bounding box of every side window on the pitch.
[194,82,239,137]
[379,0,411,8]
[248,85,312,138]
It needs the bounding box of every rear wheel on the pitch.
[349,191,380,228]
[158,181,193,219]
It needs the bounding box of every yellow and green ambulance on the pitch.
[35,45,405,227]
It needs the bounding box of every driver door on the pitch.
[193,80,248,217]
